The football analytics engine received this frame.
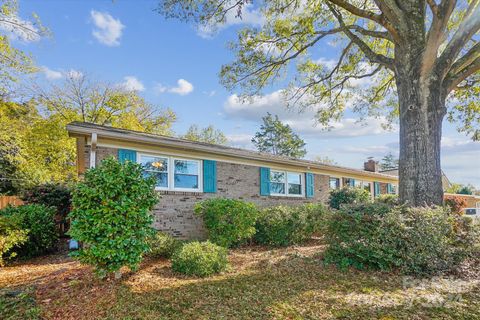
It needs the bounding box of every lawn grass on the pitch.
[1,239,479,319]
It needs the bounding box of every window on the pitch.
[343,178,355,187]
[270,170,304,196]
[139,154,201,192]
[140,155,168,189]
[363,182,371,194]
[174,159,200,189]
[329,177,340,190]
[287,172,302,195]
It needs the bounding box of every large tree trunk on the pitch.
[396,58,447,206]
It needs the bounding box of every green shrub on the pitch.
[375,194,399,206]
[0,204,58,258]
[324,204,479,275]
[22,183,72,234]
[0,215,28,266]
[329,187,371,209]
[147,232,182,259]
[255,203,328,247]
[171,241,229,277]
[194,198,258,248]
[68,157,158,277]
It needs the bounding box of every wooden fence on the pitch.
[0,196,24,209]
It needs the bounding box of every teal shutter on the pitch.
[203,160,217,193]
[306,173,314,198]
[387,183,392,194]
[350,179,356,187]
[260,167,270,196]
[374,182,380,197]
[118,149,137,163]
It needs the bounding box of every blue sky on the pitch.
[16,0,480,187]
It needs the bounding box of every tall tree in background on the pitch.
[159,1,480,206]
[0,100,75,194]
[380,152,399,170]
[34,73,177,135]
[182,124,228,144]
[0,0,46,98]
[252,113,307,158]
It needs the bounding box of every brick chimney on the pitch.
[364,158,379,172]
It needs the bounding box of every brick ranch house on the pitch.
[66,122,399,239]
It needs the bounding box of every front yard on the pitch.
[2,239,480,320]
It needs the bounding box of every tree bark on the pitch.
[396,55,447,206]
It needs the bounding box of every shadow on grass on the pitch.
[104,255,480,320]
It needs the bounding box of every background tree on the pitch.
[34,73,177,136]
[0,0,46,98]
[182,124,228,145]
[445,183,476,194]
[158,0,480,206]
[0,100,75,194]
[252,113,307,158]
[379,152,399,170]
[314,156,338,165]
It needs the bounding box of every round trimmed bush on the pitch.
[171,241,228,277]
[255,203,328,247]
[329,187,371,210]
[147,232,182,259]
[0,204,58,258]
[194,198,259,248]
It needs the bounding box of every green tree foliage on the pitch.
[0,215,28,266]
[35,73,177,136]
[194,198,259,248]
[0,101,76,194]
[158,0,480,206]
[68,157,158,277]
[379,152,399,171]
[252,113,306,158]
[0,0,47,97]
[0,204,58,258]
[446,183,476,195]
[182,124,228,145]
[171,241,229,277]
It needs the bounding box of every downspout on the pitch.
[90,132,97,168]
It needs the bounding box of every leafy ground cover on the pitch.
[1,239,480,320]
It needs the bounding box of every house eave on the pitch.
[66,122,399,182]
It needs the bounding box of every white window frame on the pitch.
[138,153,203,192]
[270,170,305,197]
[329,176,342,190]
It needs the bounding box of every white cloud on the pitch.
[90,10,124,46]
[120,76,145,92]
[315,57,337,70]
[41,66,63,80]
[226,133,254,149]
[197,3,265,38]
[155,79,194,96]
[0,14,41,42]
[223,90,395,139]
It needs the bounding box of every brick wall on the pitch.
[81,144,330,239]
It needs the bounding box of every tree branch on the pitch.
[328,4,394,70]
[449,41,480,75]
[436,1,480,77]
[327,0,400,42]
[447,57,480,92]
[422,0,457,75]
